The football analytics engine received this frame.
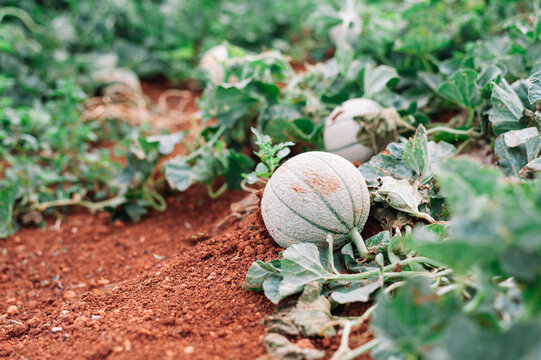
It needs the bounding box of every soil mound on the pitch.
[1,186,281,359]
[1,185,375,359]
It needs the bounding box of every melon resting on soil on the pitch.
[324,98,383,163]
[261,151,371,250]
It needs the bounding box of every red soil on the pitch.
[0,82,374,360]
[1,187,277,359]
[0,187,373,359]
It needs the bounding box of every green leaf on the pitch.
[225,150,254,189]
[279,244,332,301]
[121,201,148,223]
[528,71,541,105]
[244,259,282,291]
[117,135,162,188]
[499,246,541,283]
[418,71,443,92]
[365,231,392,253]
[363,64,399,97]
[522,283,541,317]
[426,140,457,174]
[477,65,502,90]
[200,85,261,129]
[360,138,455,186]
[261,113,318,144]
[245,258,284,305]
[190,152,225,185]
[244,127,295,183]
[424,223,447,238]
[435,158,541,275]
[433,316,541,360]
[0,184,17,238]
[395,26,452,58]
[489,79,526,135]
[164,157,192,191]
[146,131,185,155]
[359,143,413,185]
[263,275,283,305]
[331,280,381,304]
[371,278,460,357]
[374,177,432,222]
[260,103,303,128]
[437,70,481,109]
[494,128,540,178]
[526,135,541,161]
[435,158,501,216]
[406,227,495,273]
[255,162,270,175]
[402,125,428,181]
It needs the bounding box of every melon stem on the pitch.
[349,228,368,259]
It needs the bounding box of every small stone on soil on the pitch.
[295,338,315,349]
[63,290,76,299]
[97,278,110,285]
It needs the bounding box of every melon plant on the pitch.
[323,98,382,163]
[261,151,371,256]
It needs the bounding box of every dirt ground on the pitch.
[1,81,375,359]
[0,186,373,359]
[1,186,270,359]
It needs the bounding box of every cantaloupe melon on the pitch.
[200,45,229,84]
[324,98,382,163]
[261,151,371,254]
